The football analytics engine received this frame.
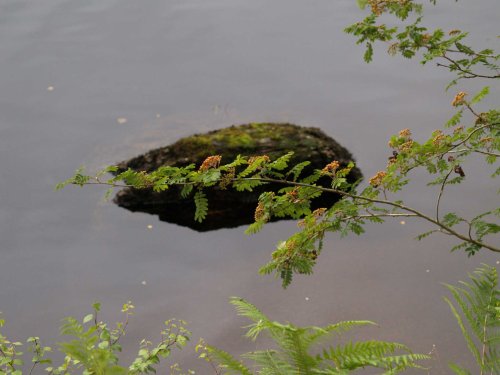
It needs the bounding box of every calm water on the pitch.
[0,0,498,372]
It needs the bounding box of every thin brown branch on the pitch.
[29,361,39,375]
[74,152,500,253]
[436,168,454,222]
[435,122,499,160]
[386,122,499,176]
[467,220,474,244]
[464,102,481,119]
[445,49,498,59]
[345,213,418,220]
[437,54,500,79]
[447,148,500,157]
[28,338,40,375]
[241,177,500,253]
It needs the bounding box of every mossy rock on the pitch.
[114,123,362,231]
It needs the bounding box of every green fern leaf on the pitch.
[233,178,264,192]
[287,161,311,181]
[194,190,208,222]
[470,86,490,105]
[444,297,482,365]
[243,350,293,374]
[206,345,252,375]
[268,152,294,171]
[180,184,194,198]
[449,362,472,375]
[444,264,499,374]
[306,321,375,346]
[229,297,271,340]
[245,220,266,235]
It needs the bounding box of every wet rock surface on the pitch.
[114,123,362,231]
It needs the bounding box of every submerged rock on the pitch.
[114,123,362,231]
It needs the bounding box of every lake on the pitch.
[0,0,498,372]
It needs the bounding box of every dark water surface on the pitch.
[0,0,498,372]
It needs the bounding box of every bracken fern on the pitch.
[444,264,500,374]
[202,297,429,374]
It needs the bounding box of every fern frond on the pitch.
[444,297,482,365]
[220,155,248,170]
[229,297,271,340]
[180,184,193,198]
[233,178,265,192]
[449,362,472,375]
[444,264,499,374]
[206,345,252,375]
[243,350,295,375]
[194,190,208,222]
[245,220,266,235]
[278,328,318,372]
[238,156,269,178]
[305,321,375,346]
[444,285,483,340]
[214,298,429,375]
[287,161,311,181]
[378,353,431,373]
[321,340,418,372]
[230,297,268,324]
[268,152,294,171]
[301,170,322,184]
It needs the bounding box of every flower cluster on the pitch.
[254,201,266,222]
[399,128,412,138]
[452,91,467,107]
[298,208,327,228]
[219,167,235,190]
[369,171,387,187]
[312,207,327,218]
[368,0,408,16]
[388,128,413,149]
[322,160,340,173]
[432,130,446,146]
[248,155,270,165]
[399,140,414,152]
[199,155,222,172]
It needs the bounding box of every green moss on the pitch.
[120,123,361,182]
[173,137,217,160]
[171,124,327,160]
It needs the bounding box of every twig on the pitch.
[437,54,500,79]
[436,168,454,222]
[447,148,500,157]
[241,177,500,253]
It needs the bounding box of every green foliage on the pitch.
[194,190,209,223]
[286,161,311,181]
[9,0,500,374]
[0,303,190,375]
[198,297,429,374]
[444,264,500,375]
[2,270,499,374]
[62,110,500,283]
[344,0,499,85]
[55,0,500,281]
[58,21,499,272]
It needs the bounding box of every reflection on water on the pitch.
[0,0,498,372]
